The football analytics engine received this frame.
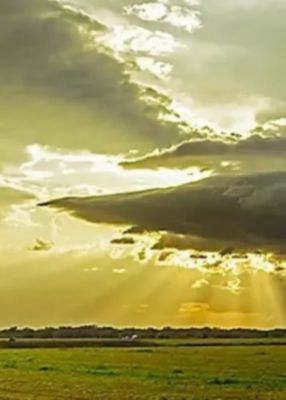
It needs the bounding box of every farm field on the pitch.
[0,343,285,400]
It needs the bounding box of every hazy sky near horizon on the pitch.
[0,0,285,328]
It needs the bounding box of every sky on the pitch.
[0,0,285,329]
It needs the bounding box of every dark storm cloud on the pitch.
[0,0,182,158]
[121,134,286,172]
[31,238,53,252]
[40,171,286,252]
[152,233,227,252]
[111,236,136,245]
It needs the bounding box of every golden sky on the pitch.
[0,0,285,328]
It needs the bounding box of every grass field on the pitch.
[0,343,285,399]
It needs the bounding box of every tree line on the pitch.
[0,326,285,339]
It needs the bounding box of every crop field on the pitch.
[0,343,285,400]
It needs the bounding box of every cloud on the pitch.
[1,0,284,170]
[152,232,225,252]
[179,302,210,314]
[195,1,286,107]
[40,171,286,252]
[100,23,180,57]
[31,238,53,252]
[136,56,173,80]
[0,187,34,218]
[0,143,204,204]
[125,1,202,33]
[0,187,34,207]
[111,236,136,245]
[0,0,186,168]
[0,188,35,234]
[192,279,209,290]
[121,131,286,173]
[163,0,286,132]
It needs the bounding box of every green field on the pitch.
[0,344,285,399]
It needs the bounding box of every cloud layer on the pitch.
[121,127,286,172]
[41,171,286,252]
[0,0,185,168]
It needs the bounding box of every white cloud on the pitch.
[0,144,210,204]
[125,1,202,33]
[97,24,180,58]
[113,268,126,274]
[126,2,167,22]
[136,56,173,80]
[192,278,209,289]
